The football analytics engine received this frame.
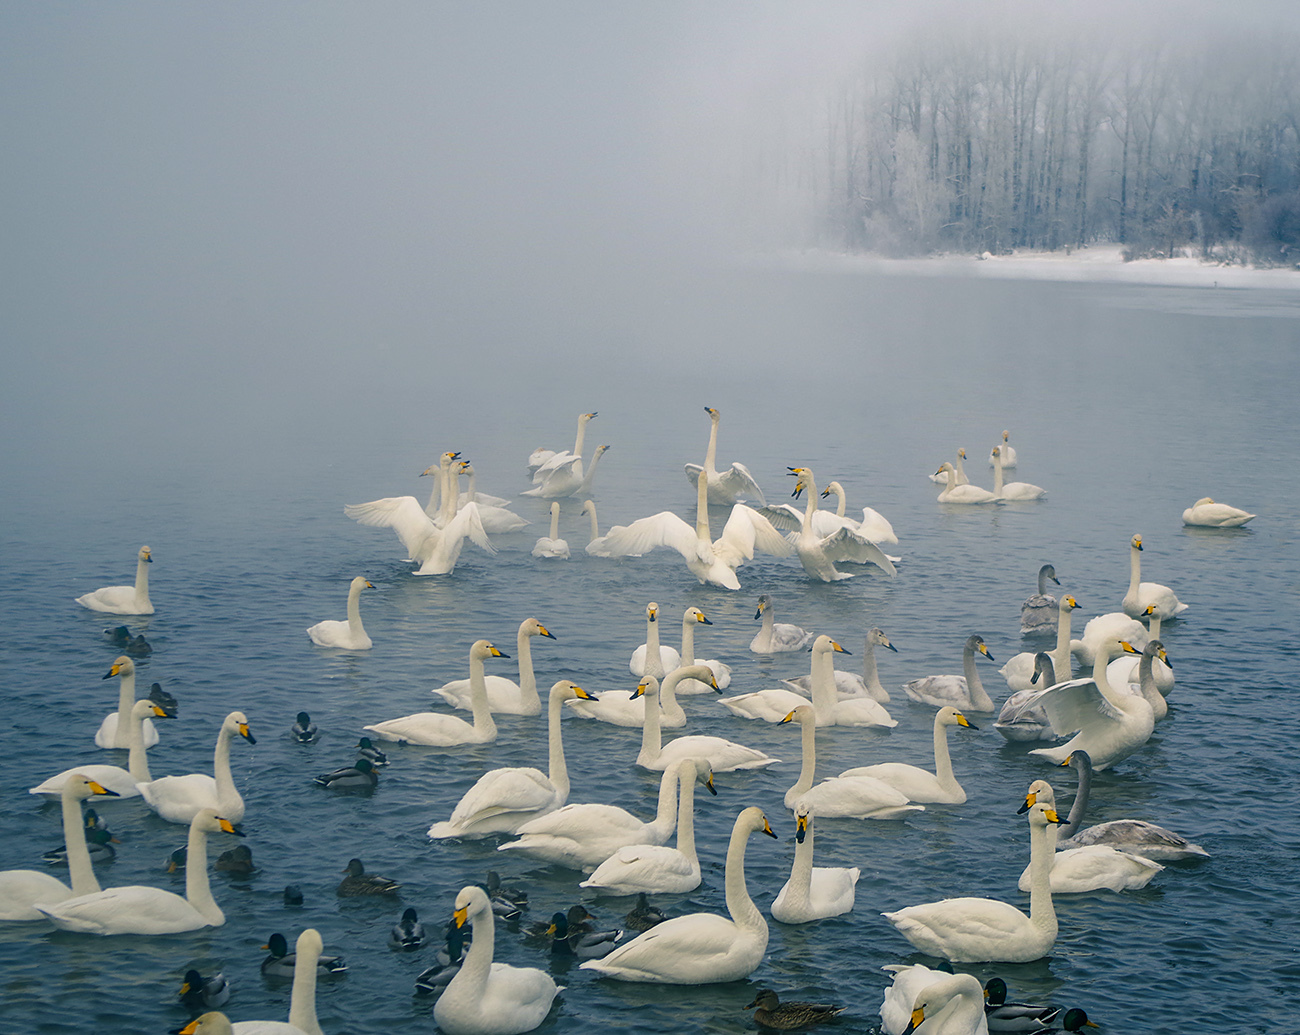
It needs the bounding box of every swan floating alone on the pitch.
[531,502,569,559]
[749,594,813,653]
[770,804,860,924]
[306,576,374,650]
[683,406,766,504]
[991,446,1045,500]
[75,545,154,615]
[95,655,159,749]
[1121,534,1188,620]
[903,635,997,712]
[1182,497,1255,527]
[433,619,557,716]
[365,640,507,746]
[579,806,777,984]
[138,711,257,825]
[1019,564,1061,634]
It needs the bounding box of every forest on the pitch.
[776,24,1300,263]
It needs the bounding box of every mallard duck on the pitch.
[414,922,469,996]
[391,906,427,949]
[337,858,400,897]
[746,988,845,1030]
[164,846,188,872]
[43,813,119,866]
[525,905,594,942]
[105,626,153,656]
[485,870,528,912]
[291,712,319,744]
[313,758,379,790]
[624,893,668,932]
[544,911,624,958]
[985,978,1098,1032]
[261,931,348,977]
[214,844,255,875]
[355,737,388,766]
[178,969,230,1013]
[283,884,304,906]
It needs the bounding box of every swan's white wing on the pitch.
[1023,677,1125,736]
[444,767,555,826]
[532,450,577,481]
[512,802,642,839]
[441,501,497,555]
[714,505,794,567]
[344,496,436,560]
[714,463,766,504]
[599,512,698,561]
[684,463,705,484]
[818,526,897,576]
[757,503,805,532]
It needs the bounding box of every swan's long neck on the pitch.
[941,465,957,492]
[127,703,155,782]
[723,820,765,934]
[791,714,817,799]
[61,788,100,896]
[679,616,696,664]
[516,627,539,707]
[460,906,496,993]
[931,716,958,793]
[578,449,604,492]
[545,685,570,803]
[961,645,994,710]
[548,504,560,540]
[468,652,499,740]
[830,483,847,518]
[648,764,682,838]
[571,417,588,459]
[673,767,699,863]
[704,415,720,475]
[184,822,223,924]
[1127,543,1142,600]
[992,451,1005,496]
[799,472,820,530]
[213,724,240,813]
[1038,569,1051,595]
[658,668,686,725]
[1051,603,1074,677]
[787,819,815,908]
[809,646,836,715]
[1060,760,1091,839]
[694,466,712,542]
[464,469,478,504]
[585,503,600,541]
[953,454,966,483]
[1026,818,1057,937]
[637,677,662,765]
[437,459,459,528]
[112,669,136,748]
[346,581,366,639]
[134,555,151,609]
[1137,651,1167,718]
[287,937,323,1035]
[1090,643,1124,707]
[1147,612,1162,638]
[425,468,442,514]
[645,613,665,680]
[862,640,887,700]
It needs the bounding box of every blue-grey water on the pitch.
[2,266,1297,1035]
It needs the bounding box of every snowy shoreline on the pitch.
[760,244,1300,291]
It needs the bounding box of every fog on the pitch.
[2,1,1297,497]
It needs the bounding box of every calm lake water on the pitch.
[2,263,1297,1034]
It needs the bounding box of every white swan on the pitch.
[433,619,556,716]
[565,663,692,728]
[761,468,896,581]
[526,411,596,489]
[779,706,921,819]
[1110,640,1171,721]
[191,931,325,1035]
[579,806,777,984]
[683,406,767,504]
[499,757,700,871]
[344,451,496,576]
[1106,605,1173,695]
[177,1011,307,1035]
[883,801,1063,962]
[1121,534,1188,619]
[1024,637,1155,770]
[0,775,119,921]
[783,627,898,703]
[882,971,990,1035]
[455,462,526,534]
[138,711,257,825]
[434,885,560,1035]
[579,759,716,894]
[531,503,569,558]
[1020,564,1061,634]
[934,462,998,504]
[1182,496,1255,527]
[993,653,1061,743]
[928,449,970,485]
[629,602,681,680]
[1054,750,1209,860]
[675,605,731,692]
[601,461,792,590]
[820,479,899,545]
[31,696,175,799]
[75,545,154,615]
[36,808,241,934]
[749,594,813,653]
[525,440,609,500]
[1070,610,1147,667]
[1016,781,1162,893]
[770,804,859,923]
[838,707,976,804]
[581,500,611,556]
[904,635,997,711]
[1001,596,1079,690]
[726,636,894,726]
[427,681,597,839]
[635,669,779,772]
[988,429,1018,468]
[991,447,1045,500]
[306,576,374,650]
[454,460,511,508]
[365,640,508,745]
[94,655,159,749]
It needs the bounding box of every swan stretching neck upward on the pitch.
[904,635,997,712]
[634,670,779,772]
[988,429,1017,467]
[934,462,999,504]
[434,885,559,1035]
[675,605,731,692]
[1001,596,1079,691]
[761,468,897,581]
[532,502,570,559]
[838,706,976,804]
[95,655,159,749]
[770,805,859,924]
[76,545,154,615]
[579,806,777,984]
[138,711,256,825]
[991,447,1045,500]
[1182,497,1255,527]
[365,640,507,746]
[601,459,792,590]
[427,681,597,839]
[883,801,1063,962]
[683,406,767,504]
[1121,534,1188,619]
[307,576,374,649]
[750,594,813,653]
[433,618,556,716]
[630,602,681,680]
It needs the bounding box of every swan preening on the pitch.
[761,468,897,582]
[434,885,559,1035]
[531,502,569,558]
[579,806,777,984]
[365,640,508,746]
[683,406,766,504]
[75,545,154,615]
[95,655,159,749]
[770,804,859,924]
[880,967,989,1035]
[934,462,998,504]
[138,711,257,825]
[904,635,997,712]
[883,801,1064,963]
[426,680,597,839]
[1020,564,1060,634]
[307,575,374,649]
[434,619,556,716]
[1121,534,1188,620]
[750,594,813,653]
[1182,497,1255,527]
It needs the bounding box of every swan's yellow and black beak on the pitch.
[831,640,851,655]
[1018,791,1037,814]
[1065,596,1079,609]
[152,703,177,720]
[175,1019,201,1035]
[882,636,898,653]
[648,605,658,623]
[88,781,119,797]
[704,772,717,795]
[934,465,946,476]
[1121,640,1140,655]
[1158,647,1172,669]
[632,680,649,700]
[572,686,598,701]
[954,712,977,730]
[103,661,123,679]
[707,674,721,693]
[754,601,766,619]
[453,905,469,929]
[1045,808,1065,824]
[902,1005,926,1033]
[1133,535,1144,550]
[364,580,375,589]
[538,624,556,640]
[488,645,510,659]
[238,722,256,745]
[795,812,808,843]
[761,816,777,839]
[978,642,995,662]
[705,407,717,417]
[218,818,245,837]
[779,709,797,724]
[696,612,712,625]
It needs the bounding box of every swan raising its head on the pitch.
[992,447,1045,501]
[683,406,766,505]
[75,546,154,615]
[1182,497,1255,527]
[988,429,1017,467]
[1121,535,1188,619]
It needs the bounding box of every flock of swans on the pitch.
[7,407,1250,1035]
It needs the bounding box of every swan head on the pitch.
[224,711,256,745]
[1062,750,1093,775]
[135,697,178,721]
[965,635,994,662]
[1031,653,1053,684]
[1061,595,1080,612]
[138,546,153,563]
[1040,564,1059,584]
[739,805,778,840]
[550,680,597,703]
[350,576,375,591]
[1026,801,1065,828]
[1193,497,1216,507]
[523,618,556,640]
[471,639,510,661]
[820,480,844,499]
[177,1014,233,1035]
[591,444,610,457]
[1018,779,1055,813]
[457,460,475,475]
[65,773,121,802]
[678,757,716,795]
[646,602,659,623]
[704,406,720,421]
[811,634,850,656]
[103,656,134,679]
[935,461,955,476]
[992,446,1001,459]
[936,706,977,730]
[631,676,658,701]
[581,500,596,515]
[686,606,712,626]
[1131,534,1144,551]
[754,594,771,619]
[296,928,324,960]
[453,885,492,928]
[193,807,244,837]
[779,704,815,727]
[1002,430,1010,442]
[906,975,986,1033]
[1131,639,1171,667]
[957,448,966,460]
[794,804,812,843]
[867,628,897,652]
[581,411,598,422]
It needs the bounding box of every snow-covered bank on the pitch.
[760,244,1300,291]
